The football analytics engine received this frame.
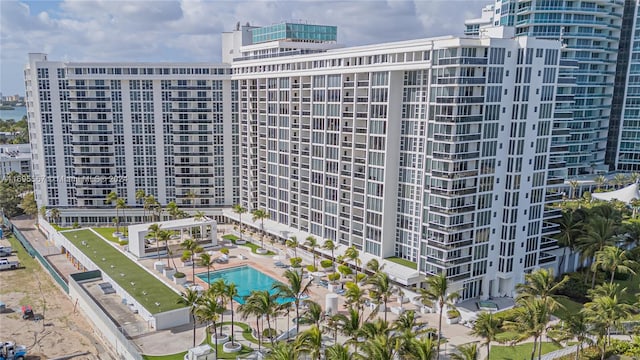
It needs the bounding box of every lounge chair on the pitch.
[274,261,287,267]
[335,289,346,295]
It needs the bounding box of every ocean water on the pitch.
[0,106,27,121]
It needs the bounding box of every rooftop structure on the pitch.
[251,22,337,44]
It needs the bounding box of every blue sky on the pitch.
[0,0,488,95]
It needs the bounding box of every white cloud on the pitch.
[0,0,489,94]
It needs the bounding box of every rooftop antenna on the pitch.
[236,21,240,31]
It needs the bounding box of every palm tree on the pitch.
[181,238,204,284]
[552,312,592,360]
[178,288,201,347]
[594,175,607,192]
[366,271,394,322]
[49,208,60,224]
[365,258,383,273]
[251,209,269,250]
[393,310,433,357]
[334,307,362,353]
[210,279,228,332]
[450,343,479,360]
[555,211,585,274]
[613,173,628,189]
[147,223,161,259]
[568,180,579,199]
[286,236,299,257]
[470,311,500,360]
[272,269,312,333]
[324,344,350,360]
[357,334,397,360]
[196,294,223,358]
[186,189,197,208]
[135,189,146,222]
[198,253,215,286]
[105,190,119,229]
[144,195,158,222]
[323,239,337,261]
[577,216,617,288]
[630,198,640,219]
[156,230,172,268]
[407,337,437,360]
[504,298,547,360]
[583,291,634,360]
[419,273,460,360]
[516,268,567,312]
[344,282,368,321]
[115,197,128,230]
[238,294,264,351]
[296,325,323,360]
[225,282,239,345]
[305,236,319,269]
[300,300,324,328]
[241,290,279,346]
[265,342,298,360]
[592,245,637,284]
[344,245,362,282]
[232,204,247,241]
[166,201,181,220]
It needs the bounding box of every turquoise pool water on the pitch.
[197,265,293,304]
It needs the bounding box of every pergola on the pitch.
[127,217,217,258]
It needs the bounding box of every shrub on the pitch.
[181,251,192,262]
[118,240,129,246]
[337,265,352,276]
[447,309,460,319]
[320,259,333,269]
[173,272,186,278]
[289,257,302,268]
[493,308,519,326]
[355,273,366,283]
[73,221,80,229]
[306,265,317,272]
[220,247,230,255]
[556,272,590,303]
[328,273,341,283]
[262,328,277,339]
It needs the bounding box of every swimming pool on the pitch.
[197,265,293,304]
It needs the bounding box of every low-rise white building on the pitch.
[0,143,31,178]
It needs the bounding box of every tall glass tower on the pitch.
[467,0,624,176]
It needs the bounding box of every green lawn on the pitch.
[62,229,184,314]
[553,296,584,320]
[3,235,38,274]
[223,234,275,256]
[489,342,563,360]
[385,256,417,270]
[91,227,120,243]
[51,224,72,231]
[141,321,256,360]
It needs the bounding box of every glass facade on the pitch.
[251,23,337,44]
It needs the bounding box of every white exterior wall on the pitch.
[27,30,564,298]
[52,228,189,329]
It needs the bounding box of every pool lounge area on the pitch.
[197,265,295,304]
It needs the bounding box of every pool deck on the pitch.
[130,225,482,356]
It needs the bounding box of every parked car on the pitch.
[0,247,11,257]
[0,341,27,360]
[0,259,18,271]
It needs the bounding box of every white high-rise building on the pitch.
[465,0,625,176]
[25,23,565,298]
